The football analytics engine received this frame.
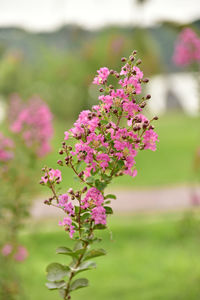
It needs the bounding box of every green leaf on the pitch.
[46,281,66,290]
[56,247,73,255]
[73,241,83,251]
[56,247,79,258]
[72,261,96,275]
[59,288,66,299]
[93,224,107,230]
[80,212,91,222]
[95,179,107,191]
[117,160,124,169]
[104,200,111,204]
[74,205,80,214]
[86,177,95,184]
[84,249,106,261]
[104,206,113,214]
[46,263,70,282]
[70,278,89,292]
[100,120,109,125]
[105,194,117,200]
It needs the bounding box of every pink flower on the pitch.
[1,244,13,256]
[82,187,104,209]
[119,76,142,94]
[41,168,62,184]
[91,206,106,225]
[143,129,159,151]
[96,153,110,170]
[14,246,28,262]
[58,194,75,216]
[93,67,110,85]
[59,217,75,238]
[0,132,14,162]
[173,28,200,66]
[64,131,69,140]
[9,96,53,157]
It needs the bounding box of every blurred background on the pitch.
[1,0,200,299]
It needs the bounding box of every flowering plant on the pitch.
[41,51,158,299]
[0,95,53,298]
[173,28,200,67]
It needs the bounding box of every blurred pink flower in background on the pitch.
[14,246,28,262]
[1,244,13,256]
[173,28,200,66]
[0,132,14,162]
[9,95,53,157]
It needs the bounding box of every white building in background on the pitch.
[148,72,199,116]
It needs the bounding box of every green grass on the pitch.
[18,212,200,300]
[39,112,200,189]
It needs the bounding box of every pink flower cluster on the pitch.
[93,67,110,85]
[1,244,28,262]
[173,28,200,66]
[59,217,75,238]
[58,193,74,216]
[41,168,62,184]
[42,52,159,239]
[0,132,14,162]
[9,96,53,157]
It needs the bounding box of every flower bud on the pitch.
[153,116,159,120]
[44,200,50,205]
[146,94,151,99]
[75,192,80,198]
[140,102,146,108]
[136,59,142,65]
[82,186,88,193]
[121,57,127,62]
[68,188,74,194]
[143,78,149,83]
[59,150,64,155]
[57,160,63,166]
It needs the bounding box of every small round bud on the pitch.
[82,186,88,193]
[57,160,63,166]
[75,192,80,198]
[78,171,84,178]
[59,150,63,155]
[146,94,151,99]
[129,55,134,62]
[148,125,155,130]
[121,57,127,62]
[99,88,104,92]
[113,109,118,114]
[62,142,66,146]
[153,116,159,120]
[68,188,74,194]
[132,50,137,55]
[44,200,50,205]
[140,102,146,108]
[110,69,114,75]
[143,78,149,83]
[136,59,142,65]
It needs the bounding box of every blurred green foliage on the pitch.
[0,26,163,121]
[19,212,200,300]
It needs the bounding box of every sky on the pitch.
[0,0,199,31]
